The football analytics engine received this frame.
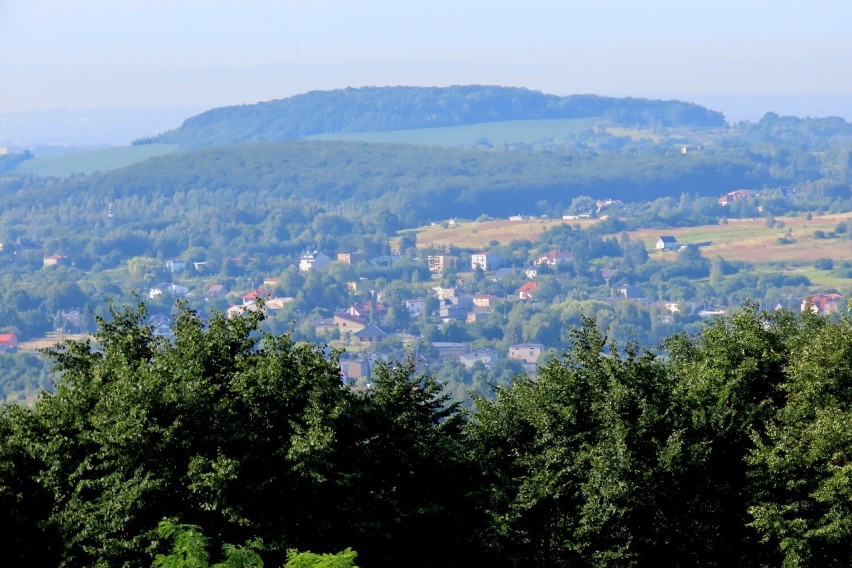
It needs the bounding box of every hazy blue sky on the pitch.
[2,0,852,133]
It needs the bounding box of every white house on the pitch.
[299,251,331,272]
[405,299,426,317]
[459,349,499,369]
[148,283,190,300]
[471,251,502,272]
[656,236,679,250]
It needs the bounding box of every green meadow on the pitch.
[14,143,179,177]
[306,118,600,147]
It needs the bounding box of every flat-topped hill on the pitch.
[136,85,726,148]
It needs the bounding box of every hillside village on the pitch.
[5,200,842,403]
[2,88,852,404]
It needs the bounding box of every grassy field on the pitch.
[15,143,179,176]
[307,119,727,148]
[412,218,597,249]
[307,118,598,147]
[626,214,852,265]
[17,333,91,352]
[779,267,851,289]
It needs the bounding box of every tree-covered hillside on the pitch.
[1,140,777,238]
[136,85,726,148]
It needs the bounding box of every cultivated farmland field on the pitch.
[16,333,92,352]
[412,218,597,250]
[411,213,852,271]
[627,214,852,265]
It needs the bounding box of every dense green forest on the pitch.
[2,140,780,225]
[135,86,726,148]
[2,303,851,566]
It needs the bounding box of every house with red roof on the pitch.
[718,189,754,205]
[0,333,18,351]
[347,301,388,318]
[518,281,539,300]
[534,249,573,268]
[242,289,270,306]
[801,293,843,315]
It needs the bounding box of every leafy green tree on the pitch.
[152,519,263,568]
[748,315,852,566]
[341,358,482,568]
[0,405,62,566]
[127,256,168,288]
[11,301,351,566]
[285,548,359,568]
[568,195,596,216]
[471,317,673,567]
[661,304,794,566]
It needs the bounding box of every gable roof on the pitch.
[354,324,387,338]
[540,249,572,261]
[334,312,368,325]
[207,284,227,295]
[243,289,263,300]
[510,343,544,350]
[348,301,388,316]
[0,333,16,343]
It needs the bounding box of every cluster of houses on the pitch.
[13,233,847,363]
[321,302,389,345]
[718,189,754,205]
[802,293,844,315]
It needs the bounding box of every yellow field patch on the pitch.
[413,218,597,250]
[17,334,91,352]
[629,214,852,265]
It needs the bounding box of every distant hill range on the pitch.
[135,85,726,148]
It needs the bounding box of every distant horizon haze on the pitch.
[2,0,851,146]
[1,90,851,149]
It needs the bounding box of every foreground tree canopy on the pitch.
[1,302,851,567]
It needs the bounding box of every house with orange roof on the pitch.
[801,293,843,315]
[518,281,539,300]
[0,333,18,351]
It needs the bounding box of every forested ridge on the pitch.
[2,303,851,567]
[136,86,726,148]
[4,140,774,225]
